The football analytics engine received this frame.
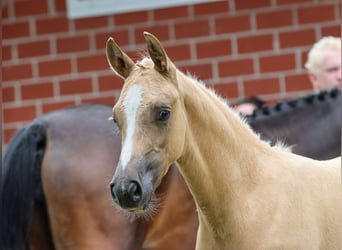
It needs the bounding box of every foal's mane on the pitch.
[135,55,294,153]
[247,88,341,120]
[136,56,231,108]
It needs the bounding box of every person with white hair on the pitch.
[305,36,341,91]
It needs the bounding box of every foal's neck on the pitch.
[176,72,271,238]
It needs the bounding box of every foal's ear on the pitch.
[143,32,170,74]
[106,37,135,79]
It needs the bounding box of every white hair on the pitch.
[304,36,341,74]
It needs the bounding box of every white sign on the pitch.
[67,0,214,19]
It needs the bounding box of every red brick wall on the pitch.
[2,0,341,146]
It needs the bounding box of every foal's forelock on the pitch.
[136,57,154,68]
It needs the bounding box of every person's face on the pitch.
[309,49,341,91]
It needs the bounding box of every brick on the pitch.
[212,82,238,98]
[279,29,315,48]
[21,82,54,100]
[215,15,250,34]
[75,16,109,30]
[243,78,280,96]
[175,20,210,39]
[194,1,229,16]
[114,11,148,25]
[259,54,296,73]
[238,34,273,53]
[298,5,335,24]
[219,59,254,77]
[125,50,142,62]
[2,5,8,18]
[96,30,130,49]
[2,45,12,61]
[153,6,188,21]
[164,44,191,62]
[38,59,71,77]
[59,78,93,95]
[3,64,32,81]
[3,86,15,103]
[322,24,340,37]
[285,74,312,92]
[99,75,124,91]
[4,128,19,144]
[196,39,232,59]
[81,96,115,105]
[235,0,271,10]
[3,22,30,39]
[42,101,76,113]
[256,9,293,29]
[4,105,36,123]
[135,25,170,44]
[18,40,50,58]
[180,63,213,80]
[77,54,108,72]
[55,0,66,12]
[14,0,48,17]
[57,35,90,53]
[36,17,69,35]
[277,0,311,5]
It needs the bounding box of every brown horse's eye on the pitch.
[158,109,170,122]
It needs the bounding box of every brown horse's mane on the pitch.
[247,88,341,120]
[245,87,341,160]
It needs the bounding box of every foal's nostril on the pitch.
[110,180,143,209]
[128,180,142,202]
[110,182,117,200]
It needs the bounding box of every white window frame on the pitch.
[67,0,214,19]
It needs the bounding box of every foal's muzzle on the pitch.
[110,156,159,211]
[110,180,143,210]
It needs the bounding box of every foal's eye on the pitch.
[112,115,120,129]
[158,109,171,122]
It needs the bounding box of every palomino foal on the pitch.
[107,32,342,249]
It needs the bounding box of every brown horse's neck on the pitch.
[175,72,272,239]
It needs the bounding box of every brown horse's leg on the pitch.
[143,166,198,250]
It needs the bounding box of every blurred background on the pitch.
[2,0,341,148]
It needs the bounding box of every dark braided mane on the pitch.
[245,88,341,160]
[247,88,341,120]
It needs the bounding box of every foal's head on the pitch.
[106,32,186,216]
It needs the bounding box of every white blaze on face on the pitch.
[120,84,142,169]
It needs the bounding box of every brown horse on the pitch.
[0,104,198,250]
[107,32,342,249]
[247,88,341,160]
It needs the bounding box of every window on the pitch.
[67,0,213,19]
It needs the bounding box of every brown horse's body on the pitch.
[107,32,342,249]
[39,105,146,250]
[1,104,197,250]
